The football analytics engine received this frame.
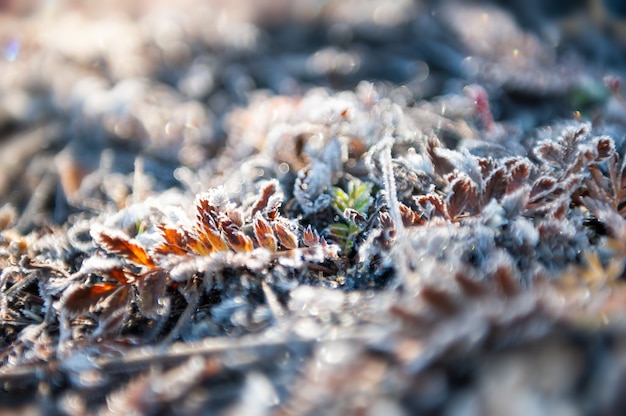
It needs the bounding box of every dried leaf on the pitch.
[528,176,557,201]
[154,224,190,256]
[222,223,254,252]
[506,160,530,194]
[482,167,507,205]
[447,176,473,219]
[266,200,281,221]
[426,135,455,177]
[415,194,448,219]
[227,209,244,228]
[195,205,228,252]
[535,142,564,167]
[273,219,298,250]
[94,229,155,268]
[591,137,615,163]
[455,273,488,297]
[253,213,277,251]
[379,211,395,229]
[302,224,320,248]
[251,181,277,217]
[344,208,367,228]
[398,204,424,227]
[62,282,120,316]
[107,267,130,285]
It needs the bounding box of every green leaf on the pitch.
[331,179,373,218]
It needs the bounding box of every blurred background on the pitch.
[1,0,625,231]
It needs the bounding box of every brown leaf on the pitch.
[506,160,530,194]
[478,157,496,179]
[227,209,244,228]
[447,176,473,219]
[253,213,277,251]
[379,211,395,229]
[136,270,166,319]
[596,137,615,161]
[535,142,564,167]
[195,207,228,252]
[415,194,448,219]
[426,135,454,177]
[455,273,488,298]
[273,219,298,250]
[266,200,281,221]
[528,176,557,201]
[302,224,320,248]
[344,208,366,227]
[482,167,507,204]
[62,282,120,316]
[399,204,424,227]
[222,223,254,252]
[95,231,155,268]
[154,224,190,256]
[251,181,277,217]
[98,285,131,313]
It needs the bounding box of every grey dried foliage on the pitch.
[4,0,626,414]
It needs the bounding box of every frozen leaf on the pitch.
[154,224,190,256]
[343,208,367,228]
[415,194,448,219]
[227,209,244,228]
[93,228,155,268]
[273,219,298,250]
[294,161,332,215]
[528,177,557,201]
[62,282,121,316]
[251,180,277,217]
[447,175,473,219]
[594,136,614,161]
[399,204,424,227]
[222,222,254,253]
[253,213,277,252]
[482,167,507,205]
[302,224,320,248]
[506,160,531,194]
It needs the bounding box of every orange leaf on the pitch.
[223,224,254,252]
[253,213,277,251]
[62,282,120,316]
[96,231,155,268]
[107,267,130,285]
[155,224,190,255]
[273,219,298,250]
